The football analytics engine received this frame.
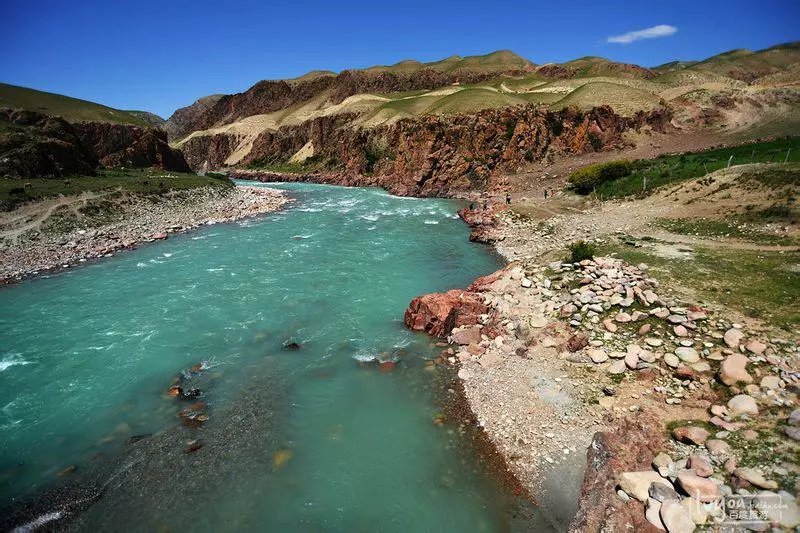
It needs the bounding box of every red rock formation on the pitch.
[182,104,672,198]
[457,205,500,244]
[404,289,489,337]
[569,410,666,532]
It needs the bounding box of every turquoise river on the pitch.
[0,183,552,531]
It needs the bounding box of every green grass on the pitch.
[654,217,799,246]
[591,137,800,198]
[598,241,800,331]
[0,168,231,211]
[0,83,151,126]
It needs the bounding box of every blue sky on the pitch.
[2,0,798,118]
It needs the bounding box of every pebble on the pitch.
[727,394,758,417]
[674,347,699,363]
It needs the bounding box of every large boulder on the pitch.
[404,289,489,337]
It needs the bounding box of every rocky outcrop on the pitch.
[72,122,191,172]
[404,289,490,338]
[0,108,190,178]
[457,205,501,244]
[182,104,672,197]
[569,411,666,532]
[162,95,223,140]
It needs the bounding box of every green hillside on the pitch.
[0,83,151,126]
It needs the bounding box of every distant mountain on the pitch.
[125,110,166,127]
[663,41,800,82]
[0,83,154,127]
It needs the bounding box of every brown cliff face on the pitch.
[181,104,672,198]
[0,107,190,179]
[163,94,223,140]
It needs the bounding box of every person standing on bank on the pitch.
[505,193,511,205]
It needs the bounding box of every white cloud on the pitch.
[607,24,677,44]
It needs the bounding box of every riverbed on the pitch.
[0,183,552,531]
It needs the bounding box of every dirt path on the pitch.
[0,190,116,241]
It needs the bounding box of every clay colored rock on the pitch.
[660,499,696,533]
[672,426,710,445]
[618,471,672,502]
[723,328,744,348]
[718,353,752,386]
[734,467,778,490]
[404,289,489,337]
[676,472,720,502]
[451,326,482,346]
[744,339,767,355]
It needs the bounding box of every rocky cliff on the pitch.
[183,104,672,197]
[0,108,191,178]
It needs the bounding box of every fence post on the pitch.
[643,175,647,193]
[726,155,734,169]
[785,149,792,164]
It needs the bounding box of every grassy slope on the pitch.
[592,138,800,198]
[0,168,231,211]
[0,83,151,126]
[552,81,663,114]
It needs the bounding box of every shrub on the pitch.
[567,240,596,263]
[567,160,633,194]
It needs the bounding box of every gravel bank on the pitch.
[413,197,799,530]
[0,185,288,283]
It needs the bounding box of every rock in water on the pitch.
[273,449,294,469]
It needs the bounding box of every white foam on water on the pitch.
[162,253,173,258]
[360,214,379,221]
[351,352,378,363]
[367,226,377,231]
[12,510,63,532]
[424,220,439,225]
[0,355,32,373]
[136,262,148,268]
[206,268,224,272]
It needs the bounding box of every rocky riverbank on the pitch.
[0,185,288,283]
[405,203,799,530]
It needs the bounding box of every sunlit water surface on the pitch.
[1,183,550,531]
